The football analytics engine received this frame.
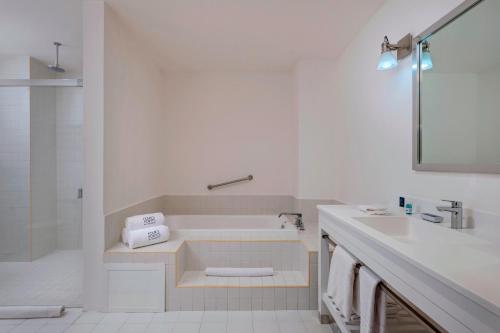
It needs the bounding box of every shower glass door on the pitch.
[0,78,83,307]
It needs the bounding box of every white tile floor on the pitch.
[0,250,83,307]
[0,309,333,333]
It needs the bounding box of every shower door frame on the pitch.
[0,78,83,87]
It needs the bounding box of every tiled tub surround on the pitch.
[167,215,295,230]
[169,215,298,241]
[105,194,339,249]
[104,240,319,312]
[102,195,334,312]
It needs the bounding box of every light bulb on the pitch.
[377,51,397,71]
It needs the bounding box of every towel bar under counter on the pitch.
[321,234,446,333]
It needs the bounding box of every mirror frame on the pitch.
[411,0,500,173]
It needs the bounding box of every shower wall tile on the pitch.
[105,194,294,249]
[56,87,83,250]
[0,57,85,261]
[30,85,57,259]
[0,85,30,262]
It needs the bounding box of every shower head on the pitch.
[48,42,65,73]
[48,64,65,73]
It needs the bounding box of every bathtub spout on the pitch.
[278,213,304,231]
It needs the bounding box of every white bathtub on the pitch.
[166,215,298,240]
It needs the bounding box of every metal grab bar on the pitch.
[207,175,253,190]
[321,235,445,333]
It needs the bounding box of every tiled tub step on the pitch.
[169,285,314,311]
[178,270,308,288]
[104,239,319,311]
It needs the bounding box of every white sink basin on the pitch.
[353,216,486,245]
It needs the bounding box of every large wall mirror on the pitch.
[413,0,500,173]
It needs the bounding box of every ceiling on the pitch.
[0,0,384,75]
[104,0,385,72]
[0,0,82,76]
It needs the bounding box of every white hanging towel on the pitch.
[125,212,165,231]
[327,245,358,319]
[0,306,65,319]
[127,225,170,249]
[205,267,274,277]
[359,267,386,333]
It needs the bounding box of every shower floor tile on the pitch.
[0,250,83,307]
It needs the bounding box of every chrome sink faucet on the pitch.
[436,200,463,229]
[278,212,305,231]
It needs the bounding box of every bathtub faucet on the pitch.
[278,213,305,231]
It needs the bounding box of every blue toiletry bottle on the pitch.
[405,202,413,215]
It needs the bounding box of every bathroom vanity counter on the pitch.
[318,205,500,333]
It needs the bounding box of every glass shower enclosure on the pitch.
[0,56,83,307]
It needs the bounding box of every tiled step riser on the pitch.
[166,285,317,311]
[178,270,307,288]
[181,241,308,272]
[103,241,319,311]
[168,241,318,311]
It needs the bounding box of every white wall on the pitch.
[103,6,166,214]
[163,72,297,195]
[0,55,30,79]
[82,0,106,310]
[327,0,500,214]
[294,61,340,200]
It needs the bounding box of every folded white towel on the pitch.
[359,267,386,333]
[358,205,387,212]
[0,306,65,319]
[127,225,170,249]
[125,212,165,231]
[358,205,391,216]
[327,246,358,319]
[205,267,274,277]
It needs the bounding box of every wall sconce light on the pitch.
[377,33,412,71]
[420,41,433,70]
[412,40,433,71]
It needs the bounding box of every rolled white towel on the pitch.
[127,225,170,249]
[205,267,274,277]
[125,212,165,231]
[0,306,65,319]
